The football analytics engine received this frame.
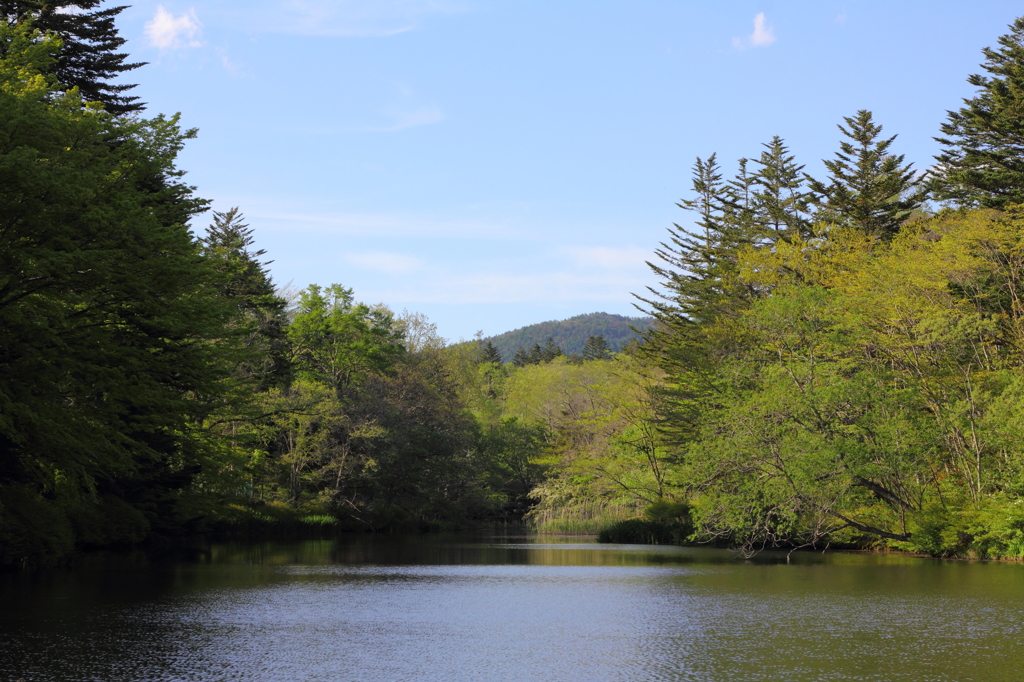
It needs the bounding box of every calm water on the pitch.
[2,535,1023,681]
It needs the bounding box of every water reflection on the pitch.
[2,535,1023,681]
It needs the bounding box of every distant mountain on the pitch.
[486,312,654,361]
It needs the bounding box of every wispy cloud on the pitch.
[345,252,425,274]
[144,6,203,49]
[368,105,444,132]
[243,207,520,239]
[732,12,776,50]
[565,246,650,270]
[216,47,243,75]
[226,0,468,38]
[363,271,647,305]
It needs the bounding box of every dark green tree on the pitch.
[480,340,502,365]
[201,208,289,390]
[1,0,145,114]
[540,337,563,362]
[934,16,1024,208]
[512,347,530,368]
[0,24,223,565]
[582,335,611,361]
[807,110,928,239]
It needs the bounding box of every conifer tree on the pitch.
[1,1,145,114]
[527,343,544,365]
[807,110,928,239]
[480,340,502,365]
[582,335,611,361]
[512,347,530,368]
[540,337,563,362]
[753,136,811,241]
[934,16,1024,208]
[200,208,290,390]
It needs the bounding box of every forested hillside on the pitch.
[486,312,653,361]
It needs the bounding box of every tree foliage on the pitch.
[808,110,928,239]
[935,16,1024,208]
[1,1,145,114]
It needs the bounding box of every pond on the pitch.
[1,534,1023,681]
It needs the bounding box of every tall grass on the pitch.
[527,501,638,535]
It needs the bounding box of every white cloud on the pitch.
[144,6,203,49]
[345,252,425,274]
[565,246,650,270]
[733,12,776,50]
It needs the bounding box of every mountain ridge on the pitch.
[485,312,653,361]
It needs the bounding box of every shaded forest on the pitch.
[6,6,1024,567]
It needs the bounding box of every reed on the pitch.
[527,501,638,535]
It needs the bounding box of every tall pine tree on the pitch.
[753,136,811,242]
[807,110,928,239]
[201,208,290,391]
[934,16,1024,208]
[1,0,144,114]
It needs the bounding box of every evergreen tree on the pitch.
[480,340,502,365]
[807,110,928,239]
[753,136,811,241]
[200,208,290,390]
[0,24,222,564]
[934,16,1024,208]
[540,337,563,362]
[512,347,530,368]
[1,0,145,114]
[527,343,544,365]
[582,335,611,361]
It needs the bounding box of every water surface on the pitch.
[2,535,1022,681]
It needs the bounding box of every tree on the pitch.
[0,23,223,565]
[753,136,811,241]
[582,335,611,361]
[934,16,1024,208]
[480,340,502,365]
[1,1,145,114]
[288,284,406,399]
[512,347,530,368]
[540,337,563,362]
[807,110,928,239]
[201,208,289,390]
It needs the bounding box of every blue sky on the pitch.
[113,1,1021,341]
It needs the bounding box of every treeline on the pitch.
[628,16,1024,558]
[0,6,663,567]
[7,4,1024,566]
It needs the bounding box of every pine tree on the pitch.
[480,340,502,365]
[753,136,811,241]
[512,347,530,368]
[527,343,544,365]
[807,110,928,239]
[1,0,145,114]
[582,335,611,361]
[934,16,1024,208]
[200,208,289,390]
[540,337,563,362]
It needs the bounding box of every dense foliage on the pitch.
[8,10,1024,567]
